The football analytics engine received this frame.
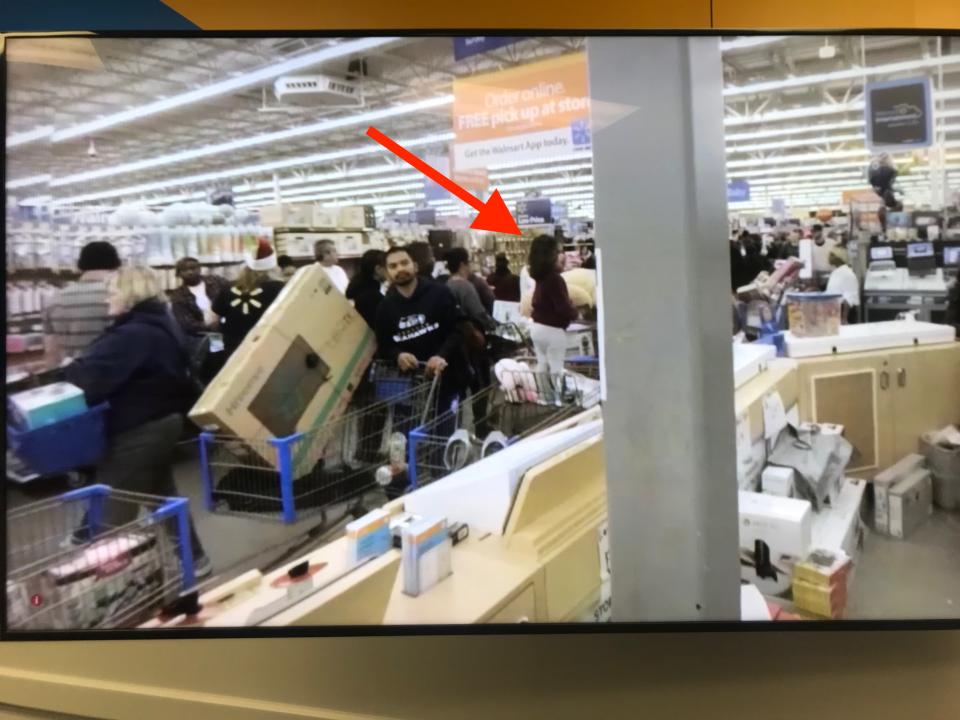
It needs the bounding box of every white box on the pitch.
[812,478,867,562]
[738,491,812,595]
[493,300,522,325]
[762,465,796,497]
[9,382,87,430]
[338,205,375,230]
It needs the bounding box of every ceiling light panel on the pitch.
[43,37,400,145]
[49,131,455,205]
[724,54,960,97]
[48,95,454,188]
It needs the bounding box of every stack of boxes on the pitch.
[791,549,851,619]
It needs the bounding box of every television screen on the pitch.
[943,246,960,266]
[5,33,959,638]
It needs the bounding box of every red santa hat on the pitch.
[246,238,278,271]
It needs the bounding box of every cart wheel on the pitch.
[66,471,86,489]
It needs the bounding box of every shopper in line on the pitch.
[209,239,286,358]
[825,248,861,324]
[487,253,521,302]
[445,248,496,332]
[169,257,229,382]
[64,267,212,578]
[43,241,120,366]
[375,245,469,409]
[314,239,349,293]
[277,254,298,280]
[345,249,387,330]
[528,235,577,396]
[405,241,437,279]
[945,277,960,333]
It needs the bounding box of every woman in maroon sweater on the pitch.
[528,235,577,390]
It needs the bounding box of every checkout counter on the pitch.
[144,411,608,628]
[862,243,956,323]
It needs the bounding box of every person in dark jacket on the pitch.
[209,239,285,358]
[528,235,577,378]
[345,249,387,329]
[375,246,468,410]
[65,267,212,579]
[487,253,521,302]
[946,277,960,333]
[169,257,230,383]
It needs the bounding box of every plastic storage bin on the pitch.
[7,403,109,476]
[786,292,842,337]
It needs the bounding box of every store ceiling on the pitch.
[5,35,959,216]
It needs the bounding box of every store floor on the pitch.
[848,508,960,620]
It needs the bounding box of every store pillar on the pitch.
[587,37,740,621]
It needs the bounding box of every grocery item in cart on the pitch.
[17,532,175,630]
[9,382,88,430]
[786,292,842,338]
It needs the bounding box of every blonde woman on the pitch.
[207,238,285,358]
[65,266,212,578]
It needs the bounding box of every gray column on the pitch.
[588,37,740,621]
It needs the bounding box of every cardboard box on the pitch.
[919,430,960,510]
[738,491,812,596]
[189,264,376,473]
[793,549,851,588]
[312,207,339,229]
[338,205,376,230]
[284,203,315,227]
[258,204,285,226]
[888,469,934,539]
[872,454,925,534]
[792,576,847,618]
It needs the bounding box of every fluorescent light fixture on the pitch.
[50,131,455,205]
[234,172,422,204]
[278,181,425,204]
[725,120,866,142]
[6,174,52,190]
[50,95,454,187]
[720,36,788,52]
[490,162,593,180]
[498,175,594,193]
[486,152,591,171]
[724,54,960,97]
[725,102,865,127]
[7,125,54,148]
[727,148,870,169]
[46,37,399,144]
[727,133,866,154]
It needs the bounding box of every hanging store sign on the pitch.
[453,36,524,61]
[516,197,554,225]
[727,179,750,202]
[453,53,591,170]
[865,77,932,150]
[423,155,452,202]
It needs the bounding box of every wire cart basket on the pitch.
[7,484,196,631]
[407,364,601,490]
[198,362,442,524]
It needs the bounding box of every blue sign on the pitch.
[516,198,553,225]
[865,77,932,150]
[571,119,591,147]
[453,37,524,61]
[727,180,750,203]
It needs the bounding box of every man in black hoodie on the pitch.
[375,246,468,410]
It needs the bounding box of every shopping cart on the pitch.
[198,361,442,524]
[6,484,196,631]
[407,363,601,489]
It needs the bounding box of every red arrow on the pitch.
[366,126,521,236]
